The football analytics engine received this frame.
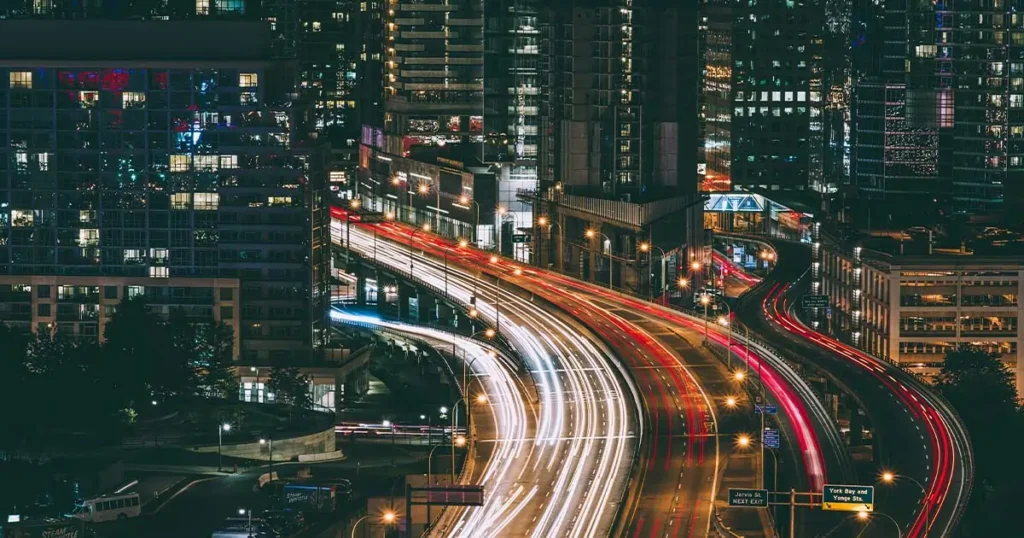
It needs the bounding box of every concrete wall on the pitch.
[190,426,335,461]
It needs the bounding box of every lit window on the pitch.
[33,0,51,14]
[36,153,50,171]
[195,0,210,15]
[170,155,190,172]
[219,155,239,169]
[194,155,219,171]
[267,196,293,207]
[216,0,245,13]
[170,193,191,210]
[784,91,794,102]
[772,91,781,102]
[149,267,169,279]
[239,73,259,88]
[78,229,99,247]
[9,71,32,89]
[329,171,348,183]
[797,91,807,102]
[194,193,220,211]
[80,91,99,107]
[150,249,169,261]
[11,210,33,227]
[1011,95,1023,108]
[123,92,146,109]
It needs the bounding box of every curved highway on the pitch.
[735,238,973,538]
[342,221,643,538]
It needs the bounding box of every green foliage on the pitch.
[0,297,240,446]
[267,366,313,410]
[935,346,1024,536]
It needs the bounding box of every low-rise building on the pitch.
[819,239,1024,395]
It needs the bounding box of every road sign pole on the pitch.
[789,488,796,538]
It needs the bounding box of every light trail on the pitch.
[341,223,642,538]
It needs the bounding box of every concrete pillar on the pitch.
[398,283,414,320]
[355,267,367,306]
[556,213,566,272]
[436,302,454,322]
[417,291,436,323]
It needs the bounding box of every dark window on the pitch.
[38,303,50,317]
[220,287,233,301]
[220,306,234,320]
[37,285,51,299]
[104,286,118,299]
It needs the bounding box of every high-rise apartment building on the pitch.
[704,0,829,193]
[539,0,701,200]
[0,20,329,361]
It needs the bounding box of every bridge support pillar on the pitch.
[398,283,414,319]
[355,267,367,306]
[417,291,436,323]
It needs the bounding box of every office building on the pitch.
[819,238,1024,397]
[0,20,329,361]
[703,0,829,193]
[539,0,701,201]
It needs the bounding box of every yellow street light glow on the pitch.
[455,436,467,447]
[585,229,596,238]
[487,350,497,357]
[468,309,478,318]
[718,316,729,326]
[881,471,895,483]
[391,177,400,185]
[422,223,430,231]
[382,511,396,524]
[537,216,548,226]
[678,277,689,288]
[736,434,751,448]
[856,511,869,521]
[700,294,710,305]
[489,255,498,263]
[385,212,395,220]
[497,207,506,215]
[459,195,469,204]
[458,239,469,248]
[725,396,737,408]
[418,184,428,194]
[484,328,496,338]
[639,242,650,252]
[349,199,361,209]
[691,261,702,271]
[476,394,488,404]
[514,268,523,275]
[734,371,745,381]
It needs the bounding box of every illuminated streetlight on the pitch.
[881,471,895,483]
[382,419,391,427]
[455,435,467,447]
[382,511,396,524]
[349,198,361,209]
[725,396,738,408]
[476,394,488,404]
[639,242,650,252]
[537,216,548,226]
[691,261,702,271]
[422,223,430,232]
[700,294,710,305]
[678,277,689,288]
[718,316,729,326]
[391,177,400,185]
[489,255,498,263]
[458,238,469,248]
[514,268,522,275]
[736,434,751,448]
[585,229,596,239]
[418,184,428,194]
[385,212,395,220]
[734,371,746,381]
[440,406,448,414]
[468,308,479,318]
[484,328,496,338]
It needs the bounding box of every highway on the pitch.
[341,220,643,538]
[735,238,973,538]
[329,312,539,538]
[339,214,857,537]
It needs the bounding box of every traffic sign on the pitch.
[512,233,532,243]
[360,212,387,223]
[822,484,874,512]
[763,428,780,449]
[801,295,829,309]
[754,404,778,415]
[728,488,768,507]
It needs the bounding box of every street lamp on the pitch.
[238,508,252,537]
[250,366,261,403]
[419,182,440,232]
[458,195,480,246]
[441,239,469,296]
[639,242,667,303]
[857,510,902,538]
[725,396,738,408]
[427,434,466,486]
[344,198,361,264]
[700,294,711,341]
[717,299,733,368]
[880,470,928,536]
[260,437,274,481]
[353,511,397,538]
[735,433,779,494]
[218,423,231,472]
[408,223,430,275]
[537,216,564,272]
[585,229,613,289]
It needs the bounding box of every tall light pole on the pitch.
[259,436,274,481]
[238,508,252,537]
[458,195,480,246]
[537,216,563,272]
[677,277,689,306]
[857,510,903,538]
[250,366,260,403]
[639,242,667,302]
[488,256,502,333]
[352,511,397,538]
[700,293,711,342]
[880,471,928,537]
[218,423,231,472]
[585,229,613,289]
[442,239,469,296]
[408,223,430,275]
[496,207,507,255]
[717,300,733,369]
[418,182,440,233]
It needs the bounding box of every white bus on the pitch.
[69,492,142,523]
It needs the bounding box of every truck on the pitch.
[282,484,336,513]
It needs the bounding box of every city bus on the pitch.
[68,492,141,523]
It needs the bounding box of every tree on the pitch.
[267,366,313,410]
[192,322,238,399]
[935,346,1024,536]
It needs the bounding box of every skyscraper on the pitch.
[0,20,329,361]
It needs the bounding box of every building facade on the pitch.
[0,20,329,362]
[819,241,1024,396]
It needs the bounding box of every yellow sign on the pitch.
[822,485,874,512]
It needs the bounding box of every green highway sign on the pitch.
[822,484,874,512]
[801,295,829,309]
[727,488,768,507]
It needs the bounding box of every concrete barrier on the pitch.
[297,449,345,463]
[190,425,335,461]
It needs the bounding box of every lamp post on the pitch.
[537,216,563,272]
[585,229,613,289]
[458,195,480,246]
[699,293,711,342]
[880,471,928,537]
[677,277,689,306]
[418,182,440,233]
[238,508,252,537]
[639,242,667,303]
[250,366,260,403]
[352,511,397,538]
[735,433,778,494]
[717,300,733,369]
[442,239,469,297]
[488,256,502,333]
[259,436,274,481]
[496,207,507,255]
[856,510,903,538]
[408,223,430,274]
[218,423,231,472]
[345,198,361,264]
